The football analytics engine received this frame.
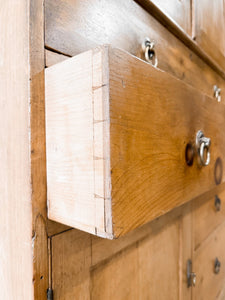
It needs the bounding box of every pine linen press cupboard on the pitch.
[2,0,225,299]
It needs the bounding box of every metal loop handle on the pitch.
[142,37,158,67]
[196,131,211,166]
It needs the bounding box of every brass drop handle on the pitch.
[196,131,211,166]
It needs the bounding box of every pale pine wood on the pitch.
[193,189,225,250]
[45,50,73,237]
[193,220,225,300]
[46,45,225,238]
[45,0,225,95]
[0,1,33,299]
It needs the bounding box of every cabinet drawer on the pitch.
[193,221,225,300]
[45,45,225,238]
[193,190,225,250]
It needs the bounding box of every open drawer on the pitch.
[45,45,225,239]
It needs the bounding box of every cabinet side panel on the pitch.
[0,1,33,299]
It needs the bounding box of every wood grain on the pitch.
[109,46,225,236]
[46,45,225,238]
[46,47,112,237]
[0,1,33,299]
[45,0,225,97]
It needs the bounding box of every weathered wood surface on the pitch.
[46,45,225,238]
[0,1,33,299]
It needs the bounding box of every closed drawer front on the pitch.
[45,45,225,238]
[193,221,225,300]
[194,189,225,250]
[45,0,225,101]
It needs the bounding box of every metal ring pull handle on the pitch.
[142,37,158,67]
[196,131,211,166]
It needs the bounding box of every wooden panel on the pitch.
[149,0,191,34]
[52,230,91,300]
[46,45,225,238]
[138,221,180,300]
[0,1,33,299]
[91,244,139,300]
[193,189,225,250]
[195,0,225,70]
[52,203,191,300]
[45,0,225,101]
[91,212,191,300]
[193,221,225,300]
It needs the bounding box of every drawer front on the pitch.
[46,45,225,238]
[193,221,225,300]
[45,0,225,101]
[193,189,225,250]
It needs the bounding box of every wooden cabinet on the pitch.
[3,0,225,299]
[42,0,225,299]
